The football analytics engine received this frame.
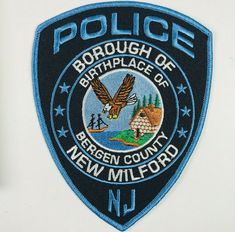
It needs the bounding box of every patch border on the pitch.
[32,1,213,231]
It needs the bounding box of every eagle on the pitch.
[90,74,137,119]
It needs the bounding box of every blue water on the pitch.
[90,131,131,151]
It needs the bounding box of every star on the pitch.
[54,105,65,116]
[57,126,69,138]
[177,127,188,138]
[59,82,70,94]
[176,83,187,94]
[180,106,191,117]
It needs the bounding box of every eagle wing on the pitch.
[113,74,135,104]
[90,78,112,105]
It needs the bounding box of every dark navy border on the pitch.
[32,1,213,231]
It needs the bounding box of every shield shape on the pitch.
[32,2,212,231]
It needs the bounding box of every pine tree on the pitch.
[143,95,147,107]
[154,94,160,108]
[131,106,137,118]
[148,94,153,105]
[137,99,141,111]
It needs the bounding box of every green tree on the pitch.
[137,99,141,111]
[148,94,153,105]
[154,94,160,108]
[131,106,137,118]
[143,95,147,107]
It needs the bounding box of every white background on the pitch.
[0,0,235,231]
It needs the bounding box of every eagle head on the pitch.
[102,103,112,114]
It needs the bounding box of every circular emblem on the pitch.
[51,39,195,183]
[82,69,164,152]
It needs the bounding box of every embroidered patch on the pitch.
[32,2,212,231]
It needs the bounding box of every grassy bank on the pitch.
[109,130,154,147]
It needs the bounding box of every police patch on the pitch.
[32,1,212,231]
